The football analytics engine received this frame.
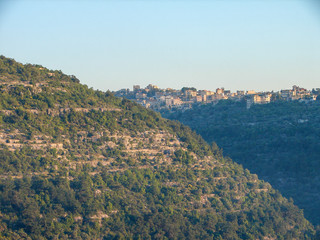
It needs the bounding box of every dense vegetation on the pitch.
[163,99,320,228]
[0,56,318,239]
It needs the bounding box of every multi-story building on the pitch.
[246,90,256,95]
[216,88,224,94]
[133,85,140,92]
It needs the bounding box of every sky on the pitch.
[0,0,319,92]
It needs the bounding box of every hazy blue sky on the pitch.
[0,0,319,92]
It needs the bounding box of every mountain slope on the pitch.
[0,56,316,239]
[162,99,320,227]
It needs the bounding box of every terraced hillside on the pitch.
[0,56,317,239]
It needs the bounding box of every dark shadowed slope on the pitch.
[163,99,320,228]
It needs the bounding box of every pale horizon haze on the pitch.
[0,0,319,92]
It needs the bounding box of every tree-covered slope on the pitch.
[162,100,320,228]
[0,56,317,239]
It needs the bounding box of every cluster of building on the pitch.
[114,84,320,110]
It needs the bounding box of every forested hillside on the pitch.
[163,99,320,227]
[0,56,317,239]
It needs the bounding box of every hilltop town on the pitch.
[114,84,320,110]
